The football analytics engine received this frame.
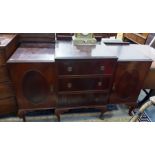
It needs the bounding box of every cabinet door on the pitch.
[8,63,56,110]
[110,61,152,104]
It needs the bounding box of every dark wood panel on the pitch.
[19,33,55,43]
[5,35,19,59]
[0,97,17,115]
[58,76,111,92]
[0,34,18,116]
[0,82,15,99]
[58,93,108,107]
[57,59,117,75]
[0,34,18,65]
[8,63,56,110]
[110,61,152,103]
[0,65,10,82]
[0,50,6,66]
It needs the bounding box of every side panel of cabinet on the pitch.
[110,61,152,104]
[8,63,56,110]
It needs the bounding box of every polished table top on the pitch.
[8,41,155,63]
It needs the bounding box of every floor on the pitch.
[0,105,131,122]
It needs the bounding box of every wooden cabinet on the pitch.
[110,62,152,104]
[7,46,56,121]
[54,42,118,121]
[7,41,154,121]
[8,63,56,109]
[55,56,117,120]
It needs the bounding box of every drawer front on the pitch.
[57,59,117,75]
[58,93,109,107]
[0,82,15,99]
[0,97,17,115]
[0,66,10,82]
[58,77,111,92]
[0,50,5,66]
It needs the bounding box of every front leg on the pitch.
[55,109,61,122]
[55,109,70,122]
[128,105,136,116]
[18,110,27,122]
[98,106,108,120]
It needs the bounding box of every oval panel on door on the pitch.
[115,70,139,99]
[22,70,49,104]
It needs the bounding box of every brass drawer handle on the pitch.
[100,66,104,71]
[50,85,54,92]
[67,83,72,88]
[98,81,102,86]
[67,66,72,72]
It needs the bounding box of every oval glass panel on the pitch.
[22,70,49,104]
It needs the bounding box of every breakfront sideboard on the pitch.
[7,41,153,121]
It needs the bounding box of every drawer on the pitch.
[0,82,15,99]
[56,59,117,75]
[58,93,109,107]
[58,76,111,92]
[0,97,17,115]
[0,65,10,82]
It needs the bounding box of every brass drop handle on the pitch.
[98,81,102,86]
[67,83,72,88]
[67,66,72,72]
[50,85,54,92]
[100,66,104,71]
[113,85,115,91]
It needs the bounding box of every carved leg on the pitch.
[55,110,61,122]
[55,109,70,122]
[128,105,136,116]
[98,107,108,120]
[18,110,26,122]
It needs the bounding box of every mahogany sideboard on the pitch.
[7,41,154,121]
